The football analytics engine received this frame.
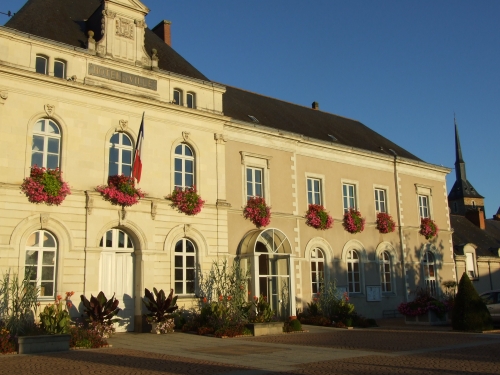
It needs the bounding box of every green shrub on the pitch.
[452,273,493,331]
[289,318,302,331]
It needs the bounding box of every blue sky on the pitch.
[2,0,499,217]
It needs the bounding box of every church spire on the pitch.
[454,118,466,181]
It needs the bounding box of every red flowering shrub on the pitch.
[0,329,16,354]
[243,197,271,228]
[20,165,71,205]
[95,175,145,207]
[342,208,365,234]
[376,212,396,233]
[166,186,204,215]
[419,218,439,240]
[397,288,450,317]
[305,204,333,230]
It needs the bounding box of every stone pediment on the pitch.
[107,0,150,14]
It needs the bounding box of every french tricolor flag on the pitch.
[132,112,145,183]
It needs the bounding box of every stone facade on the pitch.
[0,0,456,331]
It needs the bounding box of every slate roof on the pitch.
[4,0,422,162]
[448,179,484,200]
[222,85,421,160]
[451,215,500,257]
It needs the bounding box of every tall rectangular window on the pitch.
[466,253,475,278]
[419,195,429,219]
[307,178,322,205]
[54,60,66,79]
[36,55,47,75]
[374,189,387,213]
[173,89,182,105]
[246,167,263,201]
[187,92,195,108]
[343,184,356,212]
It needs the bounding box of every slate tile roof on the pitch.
[4,0,422,162]
[451,215,500,257]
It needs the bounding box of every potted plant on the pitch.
[419,218,439,240]
[166,186,205,215]
[80,292,120,338]
[20,165,71,205]
[142,288,178,334]
[247,295,283,336]
[95,174,145,208]
[243,197,271,228]
[397,288,450,325]
[376,212,396,233]
[342,208,365,234]
[305,204,333,230]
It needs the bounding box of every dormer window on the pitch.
[36,55,48,75]
[173,89,182,105]
[248,115,259,123]
[187,92,195,109]
[54,60,66,79]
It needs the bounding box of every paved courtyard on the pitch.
[1,323,500,374]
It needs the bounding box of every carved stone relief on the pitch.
[40,213,50,229]
[116,18,134,39]
[0,91,7,105]
[214,133,227,144]
[182,132,190,142]
[119,208,127,223]
[44,104,55,117]
[85,192,94,215]
[134,19,146,28]
[118,120,128,132]
[151,201,158,220]
[183,224,192,236]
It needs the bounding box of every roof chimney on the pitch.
[312,101,319,110]
[152,20,172,46]
[465,208,486,229]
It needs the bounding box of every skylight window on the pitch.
[328,134,337,142]
[248,115,259,123]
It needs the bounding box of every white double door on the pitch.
[100,251,134,332]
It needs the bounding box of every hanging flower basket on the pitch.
[419,218,439,240]
[376,212,396,234]
[305,204,333,230]
[95,175,145,207]
[342,208,365,234]
[166,186,204,215]
[20,165,71,205]
[243,197,271,228]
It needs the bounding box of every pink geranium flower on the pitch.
[20,165,71,205]
[305,204,333,230]
[419,218,439,240]
[166,186,204,215]
[376,212,396,234]
[96,175,145,207]
[243,197,271,228]
[342,208,365,234]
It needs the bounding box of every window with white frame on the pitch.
[466,252,476,278]
[422,251,437,296]
[99,228,134,249]
[31,119,61,169]
[174,144,195,189]
[25,230,57,298]
[173,89,182,105]
[246,167,263,201]
[307,178,322,205]
[35,55,48,75]
[347,249,361,293]
[374,188,387,213]
[311,248,325,294]
[379,251,392,293]
[343,184,356,212]
[187,92,195,108]
[174,238,196,294]
[109,133,133,176]
[54,60,66,79]
[418,195,430,219]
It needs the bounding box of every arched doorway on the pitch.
[99,228,134,332]
[239,228,294,319]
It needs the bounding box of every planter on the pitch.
[17,334,70,354]
[246,322,284,336]
[151,322,160,334]
[404,311,447,326]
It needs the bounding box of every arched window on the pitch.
[25,230,57,298]
[187,92,195,108]
[35,55,48,75]
[422,251,436,296]
[311,248,324,294]
[31,119,61,169]
[173,89,182,105]
[347,249,360,293]
[109,132,133,176]
[99,228,134,249]
[379,251,392,293]
[54,60,66,79]
[174,239,196,294]
[174,144,194,189]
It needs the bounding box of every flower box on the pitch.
[243,197,271,228]
[17,334,70,354]
[342,208,365,234]
[246,322,284,336]
[305,204,333,230]
[404,310,447,326]
[166,186,204,215]
[95,174,145,207]
[20,166,71,205]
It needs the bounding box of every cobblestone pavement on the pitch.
[1,326,499,374]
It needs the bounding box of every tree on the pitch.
[452,272,492,331]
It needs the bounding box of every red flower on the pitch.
[96,175,145,207]
[166,186,204,215]
[376,212,396,234]
[20,165,71,205]
[342,208,365,234]
[305,204,333,230]
[419,218,439,240]
[203,297,207,304]
[219,295,223,301]
[243,197,271,228]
